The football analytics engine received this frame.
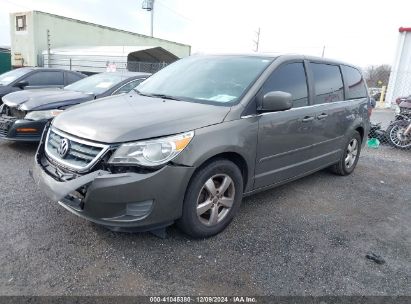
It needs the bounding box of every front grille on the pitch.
[0,127,8,137]
[45,128,109,172]
[0,115,17,137]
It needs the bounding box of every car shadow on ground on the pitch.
[1,141,39,153]
[87,168,335,242]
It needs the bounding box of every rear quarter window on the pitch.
[311,63,344,104]
[65,72,85,85]
[341,65,368,99]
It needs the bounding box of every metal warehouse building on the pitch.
[386,27,411,106]
[9,10,191,69]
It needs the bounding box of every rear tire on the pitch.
[177,159,243,238]
[330,131,362,176]
[386,120,411,149]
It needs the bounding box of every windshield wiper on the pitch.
[134,89,181,101]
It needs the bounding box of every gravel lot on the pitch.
[0,140,410,296]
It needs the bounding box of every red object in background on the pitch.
[399,27,411,32]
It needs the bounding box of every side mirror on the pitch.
[259,91,293,112]
[15,80,29,89]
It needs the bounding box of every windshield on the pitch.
[0,69,31,86]
[137,55,273,105]
[65,73,125,95]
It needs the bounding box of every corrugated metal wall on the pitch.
[42,54,169,74]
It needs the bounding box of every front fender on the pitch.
[173,119,258,192]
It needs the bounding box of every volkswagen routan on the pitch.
[34,54,370,238]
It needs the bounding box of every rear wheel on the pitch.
[177,159,243,238]
[386,120,411,149]
[331,131,362,176]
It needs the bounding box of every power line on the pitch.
[155,0,193,22]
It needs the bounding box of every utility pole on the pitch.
[253,27,260,52]
[321,45,325,58]
[46,29,51,67]
[142,0,155,37]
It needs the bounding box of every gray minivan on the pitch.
[33,54,370,238]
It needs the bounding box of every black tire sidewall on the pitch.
[178,159,243,238]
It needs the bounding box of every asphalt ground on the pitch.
[0,140,410,296]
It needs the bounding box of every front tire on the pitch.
[331,131,362,176]
[177,159,243,238]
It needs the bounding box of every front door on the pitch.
[254,62,327,189]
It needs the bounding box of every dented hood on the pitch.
[52,93,230,144]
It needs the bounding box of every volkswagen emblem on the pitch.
[57,138,70,158]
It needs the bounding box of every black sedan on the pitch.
[0,71,150,142]
[0,67,86,103]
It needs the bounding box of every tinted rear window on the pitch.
[341,65,367,99]
[311,63,344,104]
[25,71,64,86]
[65,72,84,85]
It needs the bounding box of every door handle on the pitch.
[302,116,315,122]
[317,113,328,120]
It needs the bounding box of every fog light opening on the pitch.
[126,200,154,217]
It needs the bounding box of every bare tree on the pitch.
[364,64,391,88]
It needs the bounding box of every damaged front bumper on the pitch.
[0,115,46,141]
[33,137,195,231]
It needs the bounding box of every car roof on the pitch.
[13,67,86,75]
[195,53,357,69]
[100,71,151,77]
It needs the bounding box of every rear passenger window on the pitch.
[260,62,308,108]
[65,72,83,85]
[25,71,64,86]
[311,63,344,104]
[341,65,367,99]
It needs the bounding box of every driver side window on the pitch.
[260,62,308,108]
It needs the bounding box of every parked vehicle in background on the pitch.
[369,87,382,99]
[395,95,411,118]
[386,114,411,149]
[0,67,86,103]
[0,72,150,141]
[33,54,370,238]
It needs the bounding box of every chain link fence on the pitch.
[366,67,411,151]
[42,54,169,74]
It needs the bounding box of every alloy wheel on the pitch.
[196,174,235,226]
[345,138,358,169]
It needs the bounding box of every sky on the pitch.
[0,0,410,67]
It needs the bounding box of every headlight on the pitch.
[108,131,194,167]
[24,109,63,121]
